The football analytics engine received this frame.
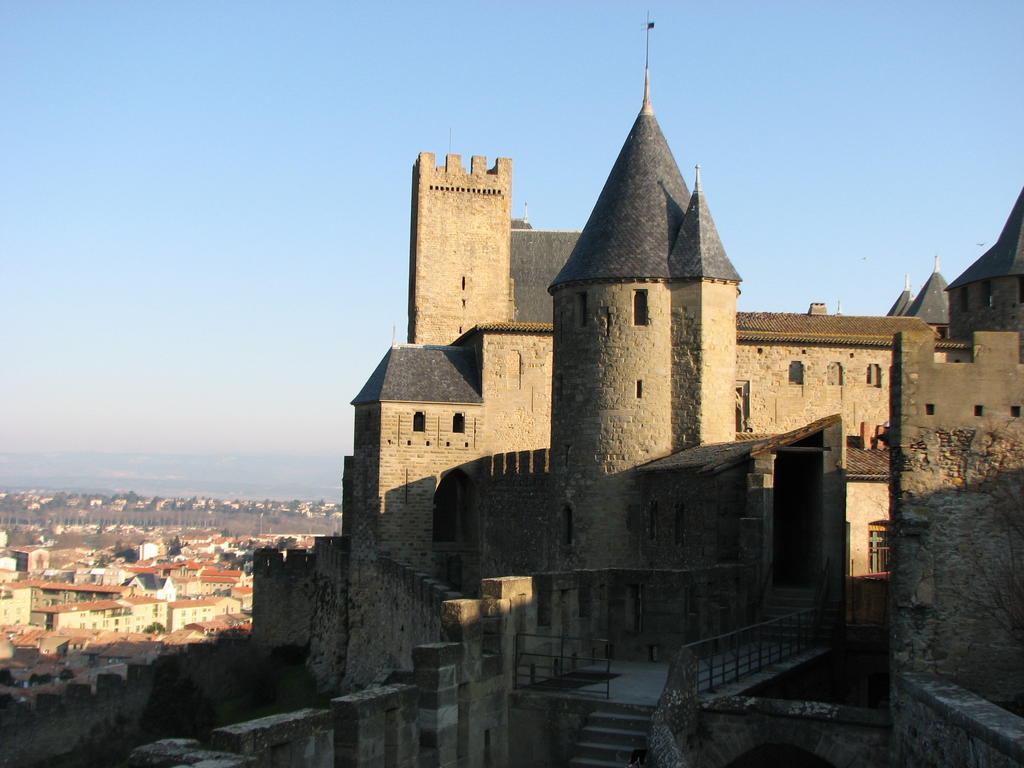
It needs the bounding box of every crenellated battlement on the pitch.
[0,664,156,766]
[489,448,549,476]
[417,151,512,183]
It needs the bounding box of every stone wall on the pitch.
[670,279,738,449]
[468,329,553,454]
[373,401,485,572]
[408,152,513,345]
[949,274,1024,344]
[252,546,320,651]
[343,556,457,691]
[737,340,891,436]
[531,565,753,660]
[549,281,676,570]
[0,665,155,768]
[210,708,334,768]
[891,329,1024,702]
[893,672,1024,767]
[476,450,551,579]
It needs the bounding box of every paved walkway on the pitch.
[550,660,669,706]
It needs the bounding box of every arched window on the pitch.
[412,411,426,432]
[562,505,573,545]
[452,413,465,433]
[633,290,649,326]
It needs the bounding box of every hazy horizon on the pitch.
[0,452,343,501]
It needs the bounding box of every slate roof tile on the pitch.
[352,346,482,405]
[949,186,1024,289]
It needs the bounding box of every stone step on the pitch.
[588,711,650,731]
[580,725,647,747]
[575,741,636,763]
[569,758,633,768]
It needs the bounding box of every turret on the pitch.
[547,74,740,569]
[947,186,1024,342]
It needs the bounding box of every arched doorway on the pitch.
[432,469,478,591]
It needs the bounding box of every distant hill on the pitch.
[0,452,342,501]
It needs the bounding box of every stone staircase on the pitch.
[762,584,816,619]
[569,704,652,767]
[763,584,837,642]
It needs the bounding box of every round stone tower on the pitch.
[547,76,741,570]
[947,186,1024,342]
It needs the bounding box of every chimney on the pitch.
[808,302,827,316]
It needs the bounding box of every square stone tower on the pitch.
[407,152,514,345]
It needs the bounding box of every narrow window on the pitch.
[647,500,658,540]
[452,413,465,433]
[827,362,843,386]
[636,380,643,398]
[788,361,804,385]
[562,506,573,545]
[867,364,882,387]
[412,412,426,432]
[1012,406,1021,418]
[674,503,685,546]
[1018,277,1024,304]
[576,292,588,327]
[983,280,993,308]
[633,290,649,326]
[461,276,466,290]
[960,286,969,311]
[974,405,984,417]
[925,403,935,415]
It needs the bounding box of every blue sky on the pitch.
[2,1,1022,460]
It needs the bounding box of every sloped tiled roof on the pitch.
[352,346,482,405]
[550,103,689,289]
[737,312,932,347]
[886,284,913,317]
[639,415,841,474]
[846,448,890,480]
[949,186,1024,289]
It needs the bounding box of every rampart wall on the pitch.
[891,329,1024,703]
[893,672,1024,767]
[0,665,155,768]
[477,449,552,577]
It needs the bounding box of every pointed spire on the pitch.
[907,268,950,324]
[904,273,912,291]
[934,253,941,273]
[949,185,1024,289]
[523,202,529,224]
[550,92,689,289]
[669,166,741,282]
[641,68,653,115]
[694,163,703,192]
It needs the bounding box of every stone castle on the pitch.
[242,74,1024,767]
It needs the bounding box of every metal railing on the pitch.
[513,633,612,698]
[683,607,818,692]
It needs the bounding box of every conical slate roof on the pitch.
[948,186,1024,289]
[905,266,949,324]
[550,99,690,290]
[669,167,741,282]
[886,275,914,316]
